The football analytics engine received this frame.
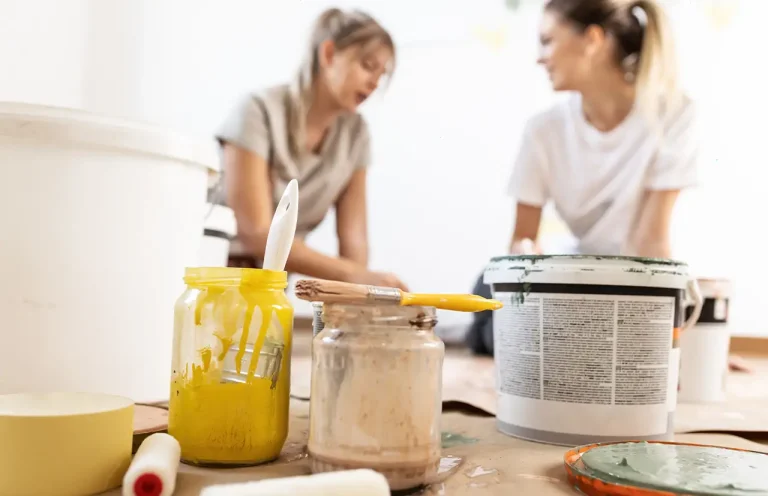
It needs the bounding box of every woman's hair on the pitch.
[287,8,395,157]
[545,0,679,118]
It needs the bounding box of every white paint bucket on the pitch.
[0,102,218,402]
[484,255,703,446]
[198,203,236,267]
[678,278,732,404]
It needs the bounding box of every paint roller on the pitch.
[122,433,181,496]
[199,469,390,496]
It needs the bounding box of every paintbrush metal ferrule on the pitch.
[366,286,402,303]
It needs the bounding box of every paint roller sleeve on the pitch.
[198,469,390,495]
[122,433,181,496]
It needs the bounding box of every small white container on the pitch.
[198,203,236,267]
[484,255,703,446]
[678,278,732,404]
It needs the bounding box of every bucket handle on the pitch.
[203,174,226,223]
[681,278,703,333]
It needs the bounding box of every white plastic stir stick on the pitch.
[262,179,299,271]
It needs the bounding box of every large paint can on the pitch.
[678,278,731,403]
[484,255,703,446]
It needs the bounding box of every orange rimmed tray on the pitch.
[564,440,768,496]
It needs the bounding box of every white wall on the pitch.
[0,1,89,109]
[2,0,766,336]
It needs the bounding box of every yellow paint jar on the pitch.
[168,267,293,466]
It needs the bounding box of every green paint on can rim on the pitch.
[489,254,687,267]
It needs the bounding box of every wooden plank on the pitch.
[731,336,768,356]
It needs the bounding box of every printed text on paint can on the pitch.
[494,292,677,439]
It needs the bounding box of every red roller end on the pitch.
[133,472,163,496]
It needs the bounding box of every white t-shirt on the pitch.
[508,93,699,255]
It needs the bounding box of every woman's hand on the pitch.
[510,238,541,255]
[728,355,754,373]
[349,269,409,292]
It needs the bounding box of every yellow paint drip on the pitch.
[200,347,212,372]
[215,337,232,362]
[247,303,273,379]
[194,287,224,325]
[169,268,293,466]
[234,303,254,375]
[214,290,242,361]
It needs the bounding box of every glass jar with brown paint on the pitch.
[308,304,445,491]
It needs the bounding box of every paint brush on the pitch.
[294,279,503,313]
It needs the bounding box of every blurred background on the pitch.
[2,0,762,339]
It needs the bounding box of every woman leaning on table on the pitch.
[213,8,408,290]
[468,0,699,355]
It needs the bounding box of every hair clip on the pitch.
[631,5,648,26]
[622,52,639,82]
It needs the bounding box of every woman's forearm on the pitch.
[625,190,680,259]
[339,238,369,267]
[510,203,543,253]
[286,239,363,281]
[335,169,370,268]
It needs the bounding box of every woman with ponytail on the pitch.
[215,8,407,290]
[508,0,695,258]
[468,0,699,354]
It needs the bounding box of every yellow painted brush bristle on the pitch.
[400,293,503,312]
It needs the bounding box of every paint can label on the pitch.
[492,284,681,445]
[714,298,727,321]
[686,296,729,324]
[312,302,325,337]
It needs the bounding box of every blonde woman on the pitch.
[509,0,697,259]
[214,8,408,290]
[468,0,698,354]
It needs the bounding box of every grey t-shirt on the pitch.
[213,84,371,254]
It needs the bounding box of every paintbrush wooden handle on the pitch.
[294,279,402,305]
